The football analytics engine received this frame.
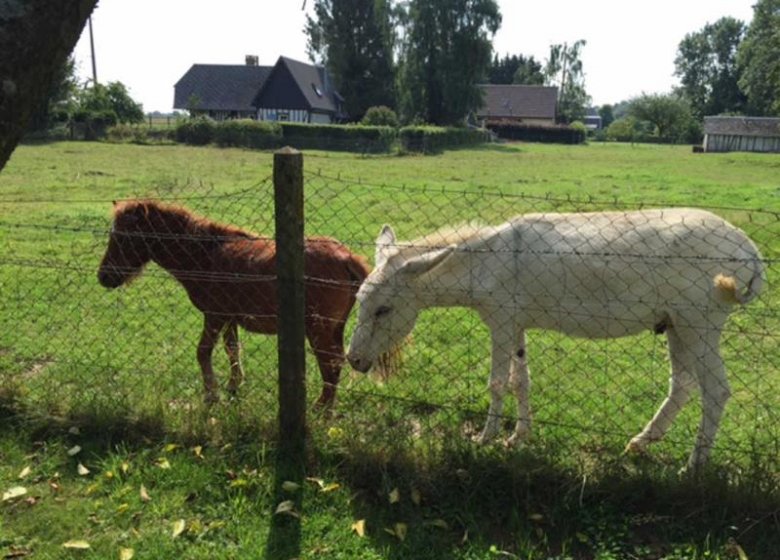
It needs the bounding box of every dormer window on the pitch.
[312,83,323,97]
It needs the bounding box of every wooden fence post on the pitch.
[273,146,306,460]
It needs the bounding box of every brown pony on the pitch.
[97,199,371,407]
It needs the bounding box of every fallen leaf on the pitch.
[282,481,300,492]
[62,540,90,549]
[274,500,300,518]
[326,427,344,440]
[140,485,151,502]
[120,548,134,560]
[156,458,171,470]
[529,513,544,522]
[49,481,61,493]
[77,463,90,476]
[104,471,114,480]
[305,477,324,487]
[164,443,179,453]
[320,483,340,493]
[116,503,129,513]
[67,445,82,456]
[68,426,81,435]
[384,523,407,541]
[388,488,400,504]
[18,466,31,480]
[351,519,366,537]
[121,462,130,474]
[172,519,186,538]
[192,446,203,459]
[2,486,28,501]
[425,519,449,529]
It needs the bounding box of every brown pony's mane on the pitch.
[113,199,261,240]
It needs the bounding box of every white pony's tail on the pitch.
[713,255,765,305]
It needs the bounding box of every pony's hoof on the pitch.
[204,393,220,406]
[474,429,497,445]
[504,432,529,448]
[623,438,649,456]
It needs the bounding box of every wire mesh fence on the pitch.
[0,150,777,473]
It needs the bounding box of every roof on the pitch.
[253,56,341,115]
[173,64,272,111]
[704,116,780,137]
[477,85,558,120]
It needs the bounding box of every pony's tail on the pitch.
[713,255,765,305]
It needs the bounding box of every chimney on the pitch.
[245,55,259,66]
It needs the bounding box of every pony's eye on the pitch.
[375,306,391,318]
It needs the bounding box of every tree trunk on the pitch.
[0,0,98,171]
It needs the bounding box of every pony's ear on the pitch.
[399,245,455,277]
[112,200,117,207]
[375,224,396,268]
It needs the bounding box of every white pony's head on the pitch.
[346,225,454,373]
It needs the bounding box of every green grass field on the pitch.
[0,141,778,559]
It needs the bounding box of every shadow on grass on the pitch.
[325,442,780,559]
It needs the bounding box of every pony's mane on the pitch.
[113,200,258,239]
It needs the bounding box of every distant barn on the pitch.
[703,116,780,154]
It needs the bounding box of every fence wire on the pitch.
[0,168,777,471]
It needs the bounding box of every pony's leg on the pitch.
[476,324,514,444]
[308,325,345,409]
[506,330,532,446]
[223,322,243,398]
[197,315,224,405]
[626,326,698,454]
[687,329,730,469]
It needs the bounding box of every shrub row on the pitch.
[280,122,396,153]
[486,121,586,144]
[171,118,491,154]
[399,126,493,154]
[106,124,176,144]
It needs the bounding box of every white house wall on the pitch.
[258,108,311,123]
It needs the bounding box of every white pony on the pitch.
[346,209,765,469]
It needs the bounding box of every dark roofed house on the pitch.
[703,116,780,153]
[254,56,345,124]
[173,55,345,123]
[476,85,558,125]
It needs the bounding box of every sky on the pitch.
[72,0,757,114]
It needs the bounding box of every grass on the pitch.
[0,140,778,558]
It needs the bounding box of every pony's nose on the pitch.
[347,353,372,373]
[97,269,119,288]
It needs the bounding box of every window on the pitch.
[278,112,290,121]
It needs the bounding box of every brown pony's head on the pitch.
[97,201,155,288]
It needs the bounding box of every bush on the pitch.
[398,126,491,154]
[361,106,399,128]
[485,122,586,144]
[106,124,175,144]
[175,117,216,146]
[213,120,282,149]
[280,123,396,153]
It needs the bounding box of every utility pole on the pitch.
[88,16,97,86]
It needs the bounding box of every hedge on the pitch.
[106,124,176,144]
[399,126,492,154]
[279,123,396,153]
[486,122,586,144]
[172,119,493,154]
[214,119,282,149]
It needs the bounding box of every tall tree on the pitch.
[737,0,780,116]
[488,54,543,85]
[397,0,501,125]
[674,17,747,118]
[1,0,99,169]
[598,104,615,128]
[544,40,590,123]
[305,0,397,121]
[629,93,697,143]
